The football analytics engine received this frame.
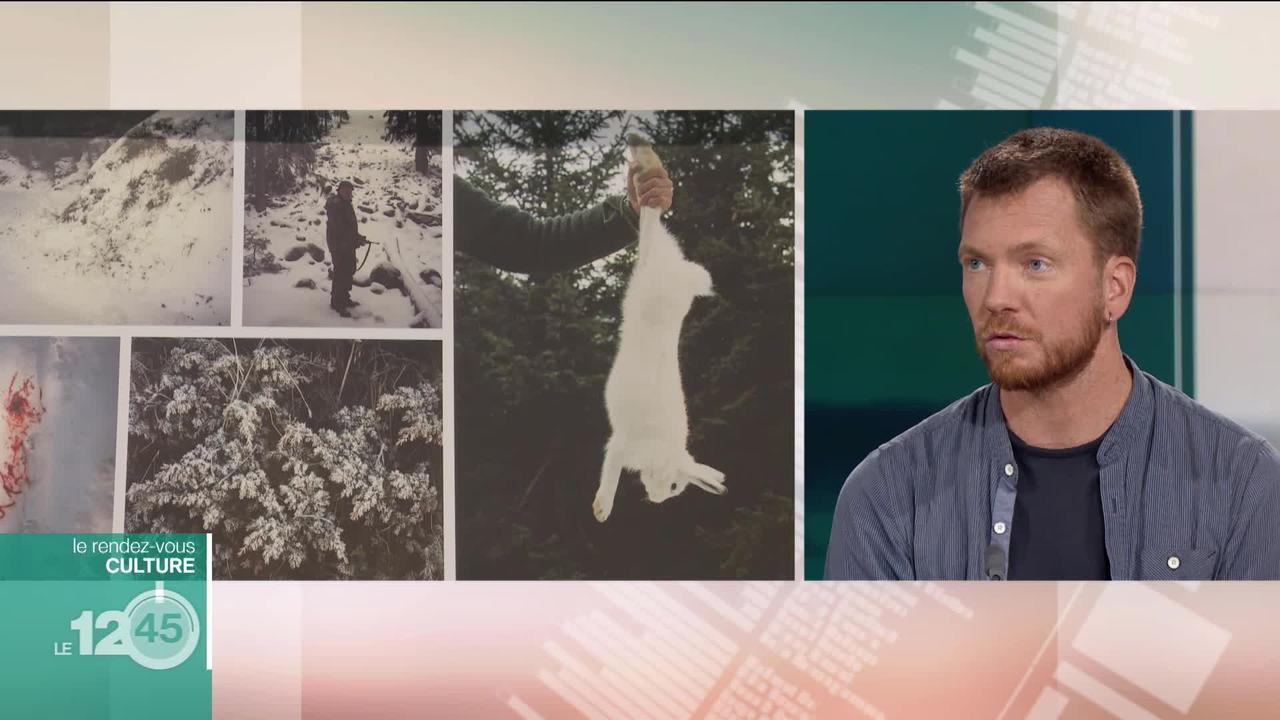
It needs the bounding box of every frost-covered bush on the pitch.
[127,338,443,580]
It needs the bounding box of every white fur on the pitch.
[592,199,725,523]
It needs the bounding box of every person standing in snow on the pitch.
[454,161,673,275]
[325,180,369,317]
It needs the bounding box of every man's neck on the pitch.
[999,339,1133,449]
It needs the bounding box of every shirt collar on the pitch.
[1099,355,1152,464]
[982,354,1152,466]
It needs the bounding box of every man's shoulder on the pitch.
[840,384,992,494]
[1145,371,1276,466]
[875,384,992,461]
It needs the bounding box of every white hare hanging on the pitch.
[592,135,726,523]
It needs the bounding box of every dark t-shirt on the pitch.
[1007,430,1111,580]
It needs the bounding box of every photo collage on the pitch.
[0,109,797,580]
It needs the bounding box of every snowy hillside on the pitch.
[0,111,233,325]
[242,112,444,328]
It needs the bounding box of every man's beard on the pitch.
[976,300,1106,392]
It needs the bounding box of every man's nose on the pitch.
[982,265,1020,314]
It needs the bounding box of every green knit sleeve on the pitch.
[454,175,639,276]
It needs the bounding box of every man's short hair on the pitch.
[958,127,1142,264]
[337,180,354,192]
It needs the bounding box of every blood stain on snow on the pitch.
[0,374,45,519]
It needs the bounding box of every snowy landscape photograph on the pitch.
[454,111,795,580]
[125,337,444,580]
[0,337,118,534]
[0,111,233,325]
[242,111,444,328]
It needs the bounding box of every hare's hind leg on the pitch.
[681,459,727,496]
[593,441,625,522]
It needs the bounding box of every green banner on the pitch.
[0,534,211,719]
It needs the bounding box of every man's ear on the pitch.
[1103,254,1137,323]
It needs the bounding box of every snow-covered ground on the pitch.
[0,111,232,325]
[242,112,444,328]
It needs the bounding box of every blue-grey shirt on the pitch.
[824,357,1280,580]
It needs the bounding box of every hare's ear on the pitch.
[684,462,726,495]
[691,473,726,495]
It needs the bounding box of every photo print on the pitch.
[0,336,119,534]
[0,111,233,325]
[242,111,444,328]
[453,110,795,579]
[125,337,444,580]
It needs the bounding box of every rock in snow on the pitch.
[419,268,443,288]
[405,210,441,228]
[283,243,325,262]
[369,262,404,293]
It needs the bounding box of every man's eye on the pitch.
[965,258,984,271]
[1028,259,1048,272]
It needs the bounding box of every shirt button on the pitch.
[1168,555,1180,570]
[1004,463,1015,477]
[994,522,1007,535]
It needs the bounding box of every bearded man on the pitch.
[824,127,1280,580]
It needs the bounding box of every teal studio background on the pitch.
[804,110,1195,579]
